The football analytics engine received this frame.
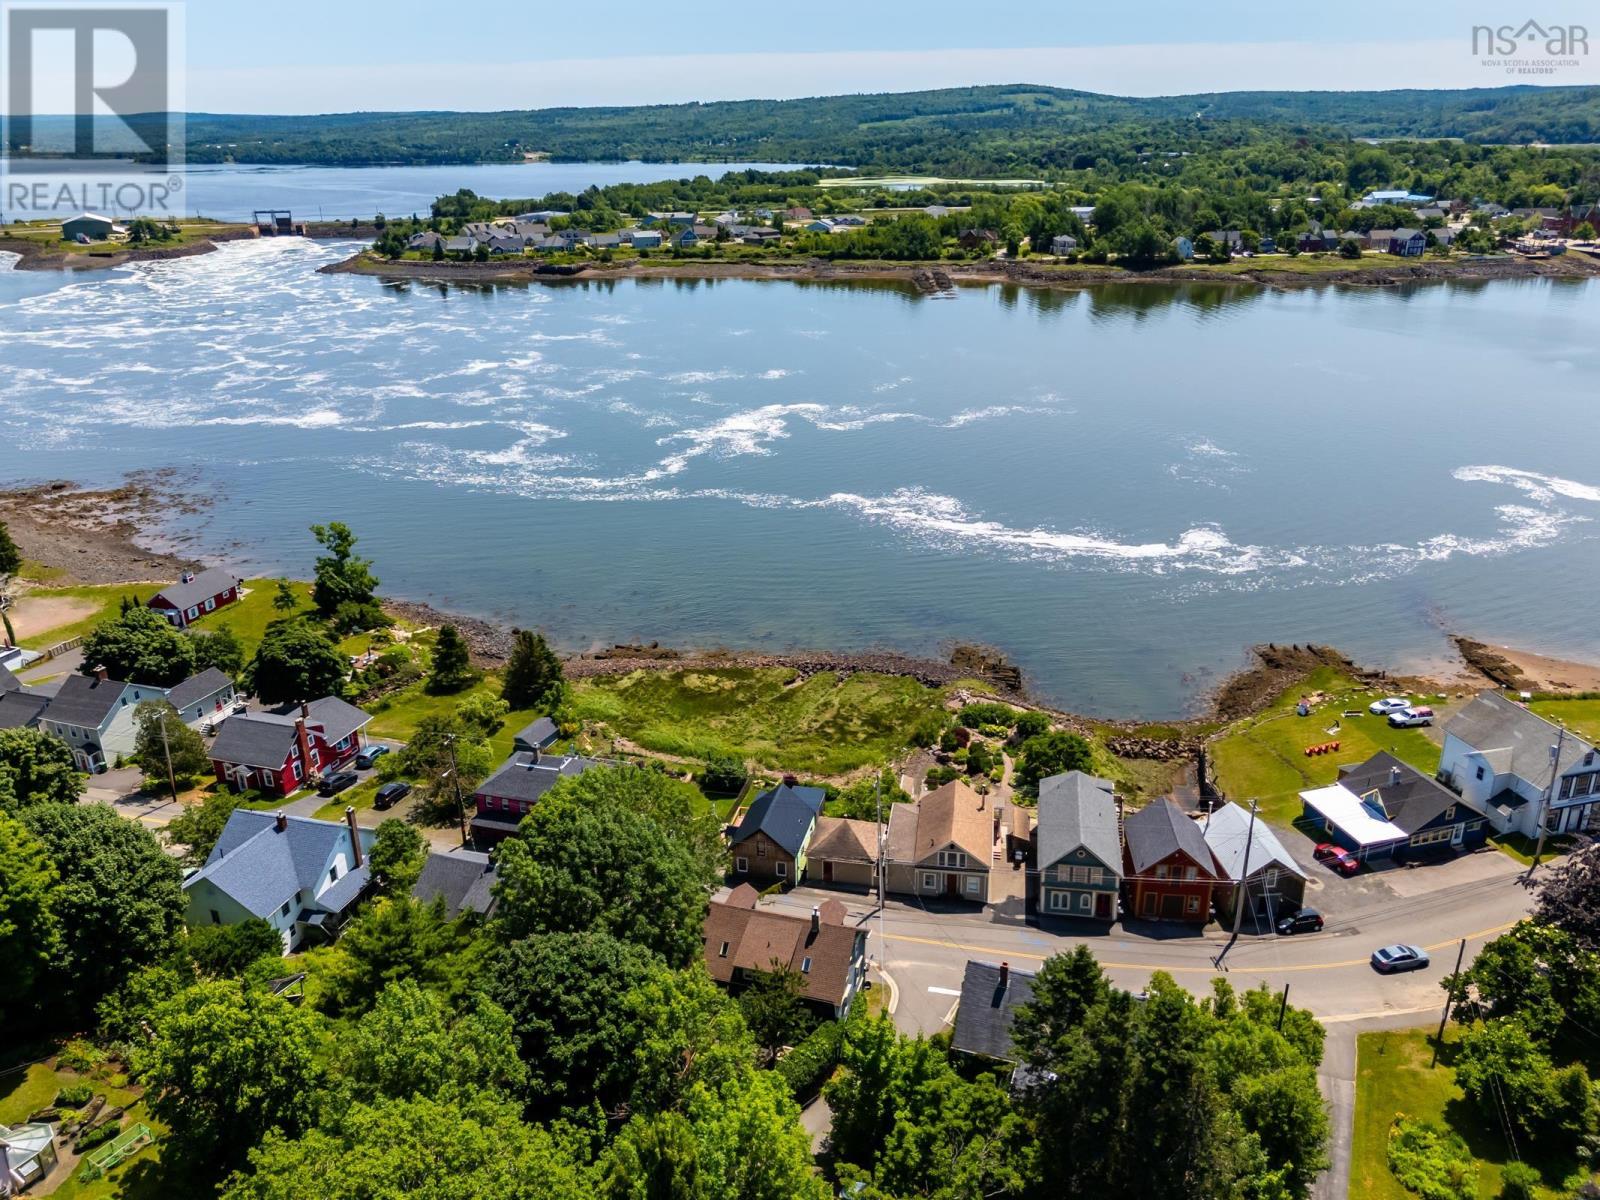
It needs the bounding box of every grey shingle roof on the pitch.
[187,810,367,918]
[208,713,297,769]
[1123,797,1215,875]
[476,752,604,804]
[150,567,238,613]
[1203,801,1306,882]
[412,850,498,918]
[1336,751,1484,834]
[42,673,128,730]
[512,717,558,751]
[734,783,825,857]
[950,960,1036,1062]
[166,667,234,713]
[0,665,20,694]
[0,690,49,729]
[1445,692,1593,791]
[1036,771,1120,873]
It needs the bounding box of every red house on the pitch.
[1121,798,1222,924]
[207,698,371,796]
[149,567,242,629]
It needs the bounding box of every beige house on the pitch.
[885,780,997,903]
[806,816,879,890]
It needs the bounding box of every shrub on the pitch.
[1386,1118,1477,1200]
[1013,711,1051,740]
[925,765,960,787]
[57,1041,105,1074]
[74,1120,122,1152]
[700,753,748,795]
[1499,1162,1539,1200]
[55,1083,93,1106]
[978,723,1011,740]
[957,702,1019,728]
[778,1019,846,1099]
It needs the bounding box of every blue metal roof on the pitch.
[734,783,825,857]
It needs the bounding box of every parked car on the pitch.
[373,781,411,811]
[1369,697,1412,716]
[1371,944,1430,974]
[1313,843,1360,876]
[1276,908,1325,935]
[1388,706,1434,728]
[318,771,358,797]
[356,744,389,769]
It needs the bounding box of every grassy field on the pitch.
[0,1057,162,1200]
[567,667,950,777]
[1208,668,1443,827]
[1529,697,1600,743]
[1352,1028,1584,1200]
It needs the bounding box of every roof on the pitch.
[950,961,1036,1062]
[1036,771,1120,872]
[209,697,371,770]
[885,780,994,866]
[1202,801,1306,882]
[412,850,498,918]
[0,664,19,694]
[42,673,128,730]
[149,567,238,612]
[0,690,50,729]
[701,896,862,1007]
[186,809,370,918]
[1122,798,1216,875]
[512,716,558,750]
[1299,783,1407,847]
[809,816,879,864]
[476,751,604,804]
[1445,692,1594,790]
[732,783,825,857]
[1336,751,1481,834]
[165,667,234,713]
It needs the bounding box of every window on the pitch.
[1069,866,1091,884]
[1444,805,1456,820]
[1048,891,1069,911]
[1183,866,1197,881]
[210,909,221,925]
[204,598,215,611]
[801,957,812,974]
[718,941,729,958]
[329,864,339,883]
[187,606,199,620]
[1186,896,1200,913]
[965,876,980,895]
[938,850,967,869]
[280,901,291,917]
[1087,868,1104,885]
[735,856,748,873]
[756,840,767,858]
[1155,865,1168,880]
[1263,869,1278,888]
[922,873,938,891]
[776,862,788,879]
[1078,892,1092,912]
[1475,765,1485,780]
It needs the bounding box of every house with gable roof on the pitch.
[1439,692,1597,838]
[729,780,825,887]
[1202,800,1307,924]
[1034,771,1122,921]
[164,667,239,730]
[885,779,998,903]
[147,567,241,629]
[702,884,866,1019]
[37,668,167,772]
[412,849,498,919]
[806,815,879,890]
[207,697,371,796]
[0,665,49,733]
[470,749,606,845]
[1121,797,1221,923]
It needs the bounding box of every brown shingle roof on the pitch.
[701,896,863,1007]
[886,780,994,867]
[809,816,878,863]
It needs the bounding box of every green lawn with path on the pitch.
[1529,697,1600,744]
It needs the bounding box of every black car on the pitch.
[1275,908,1324,935]
[318,771,359,797]
[373,781,411,811]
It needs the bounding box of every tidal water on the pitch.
[2,237,1596,717]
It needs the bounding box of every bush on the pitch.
[1386,1118,1477,1200]
[57,1041,105,1073]
[55,1083,93,1106]
[778,1019,846,1099]
[74,1120,122,1151]
[1499,1162,1540,1200]
[1013,711,1051,740]
[700,753,748,795]
[957,702,1019,728]
[925,765,960,787]
[977,723,1011,740]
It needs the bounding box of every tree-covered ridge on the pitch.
[177,83,1600,168]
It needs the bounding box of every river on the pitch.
[1,237,1596,717]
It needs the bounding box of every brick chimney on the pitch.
[275,811,287,833]
[92,664,108,682]
[345,806,363,869]
[294,717,314,780]
[999,961,1010,990]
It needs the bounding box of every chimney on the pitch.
[345,806,363,869]
[1389,765,1402,787]
[782,773,798,788]
[810,906,820,935]
[181,570,195,584]
[301,702,311,719]
[275,811,287,833]
[999,961,1010,990]
[93,664,108,682]
[294,717,315,783]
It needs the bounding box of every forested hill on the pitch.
[180,83,1600,169]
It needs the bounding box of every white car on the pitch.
[1369,697,1411,716]
[1388,706,1434,728]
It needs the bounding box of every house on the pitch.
[885,779,996,903]
[586,232,624,250]
[1120,798,1221,923]
[627,229,663,249]
[1439,692,1598,838]
[37,669,166,772]
[1414,206,1449,223]
[1358,190,1433,207]
[1430,227,1458,247]
[740,228,782,244]
[182,808,375,952]
[805,815,879,890]
[148,567,240,629]
[950,960,1035,1063]
[1336,752,1492,854]
[729,781,825,887]
[958,228,999,250]
[444,236,478,255]
[514,209,568,223]
[407,231,446,253]
[924,205,950,217]
[485,234,525,255]
[702,885,867,1019]
[164,667,238,729]
[1172,235,1194,260]
[511,221,550,241]
[1034,771,1121,921]
[470,750,605,844]
[1258,235,1277,254]
[411,849,498,919]
[1388,228,1426,256]
[669,226,700,247]
[831,215,866,227]
[512,716,559,754]
[1202,801,1307,924]
[207,697,372,796]
[804,219,837,234]
[1203,230,1245,254]
[784,206,813,220]
[0,687,49,731]
[647,211,697,227]
[61,212,122,242]
[1,1121,57,1194]
[1049,233,1079,255]
[711,211,739,227]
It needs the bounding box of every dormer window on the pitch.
[718,941,729,958]
[801,957,812,974]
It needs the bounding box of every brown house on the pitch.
[728,782,826,888]
[884,780,997,903]
[1121,798,1222,924]
[807,816,879,890]
[702,884,867,1018]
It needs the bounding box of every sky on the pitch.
[24,0,1600,113]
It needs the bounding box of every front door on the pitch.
[1095,892,1112,920]
[1450,822,1463,847]
[823,861,833,883]
[1162,893,1183,920]
[946,874,960,898]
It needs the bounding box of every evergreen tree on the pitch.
[426,624,475,693]
[501,627,564,709]
[0,520,19,647]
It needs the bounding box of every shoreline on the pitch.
[0,224,377,273]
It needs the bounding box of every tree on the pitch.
[0,812,63,1026]
[21,803,185,1020]
[325,896,467,1015]
[340,981,525,1104]
[1012,730,1095,795]
[186,918,282,978]
[310,522,381,627]
[1338,237,1364,259]
[1528,839,1600,951]
[427,624,476,693]
[164,790,239,866]
[0,520,20,647]
[1573,221,1597,241]
[80,605,196,686]
[502,627,564,709]
[138,979,323,1175]
[367,819,426,894]
[700,753,747,795]
[676,1068,830,1200]
[603,1110,703,1200]
[245,618,347,704]
[378,707,497,825]
[739,966,813,1062]
[188,623,245,676]
[131,700,211,793]
[271,579,299,613]
[0,727,81,812]
[830,769,909,822]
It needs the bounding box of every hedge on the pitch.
[776,990,870,1099]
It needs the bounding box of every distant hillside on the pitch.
[176,83,1600,169]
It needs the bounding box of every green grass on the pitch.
[311,775,386,821]
[1353,1028,1581,1200]
[567,667,951,777]
[1488,831,1577,866]
[183,579,311,658]
[1208,669,1443,826]
[1529,698,1600,744]
[16,559,67,583]
[0,1058,164,1200]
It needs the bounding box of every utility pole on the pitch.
[1526,727,1565,879]
[159,712,178,803]
[1276,983,1290,1032]
[1216,798,1258,969]
[876,767,886,971]
[442,734,468,848]
[1432,938,1469,1068]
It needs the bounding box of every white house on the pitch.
[182,808,377,953]
[164,667,239,730]
[36,669,166,772]
[1050,234,1079,255]
[1438,692,1598,838]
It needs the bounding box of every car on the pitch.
[1371,944,1430,974]
[318,771,359,797]
[1369,697,1412,716]
[373,781,411,811]
[355,744,389,769]
[1313,843,1361,876]
[1276,908,1325,935]
[1388,706,1434,728]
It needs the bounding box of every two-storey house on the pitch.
[1033,771,1122,922]
[207,697,371,796]
[1121,797,1221,924]
[729,781,825,888]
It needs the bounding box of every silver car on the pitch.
[1371,944,1430,974]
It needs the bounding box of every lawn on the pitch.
[14,584,142,649]
[1208,668,1443,827]
[0,1057,164,1200]
[1529,698,1600,744]
[567,667,951,777]
[183,579,311,658]
[1352,1028,1582,1200]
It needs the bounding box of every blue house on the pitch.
[729,781,825,888]
[1301,752,1489,862]
[1034,771,1122,921]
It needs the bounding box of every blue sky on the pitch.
[170,0,1600,110]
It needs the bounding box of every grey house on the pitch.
[729,782,825,888]
[1034,771,1121,921]
[1202,801,1307,924]
[511,717,559,753]
[165,667,238,729]
[412,850,498,919]
[951,960,1036,1063]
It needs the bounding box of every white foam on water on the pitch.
[1453,465,1600,505]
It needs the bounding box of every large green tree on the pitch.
[367,819,426,895]
[80,605,197,686]
[163,790,240,866]
[186,918,282,979]
[309,522,381,625]
[427,624,476,694]
[245,618,347,704]
[0,727,81,812]
[188,623,245,677]
[1012,730,1096,795]
[131,700,211,793]
[0,812,64,1026]
[324,896,468,1015]
[501,627,564,710]
[0,520,20,647]
[340,980,525,1104]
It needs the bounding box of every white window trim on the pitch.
[965,876,980,895]
[775,862,787,878]
[735,856,748,873]
[922,872,938,891]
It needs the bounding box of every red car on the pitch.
[1314,843,1360,876]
